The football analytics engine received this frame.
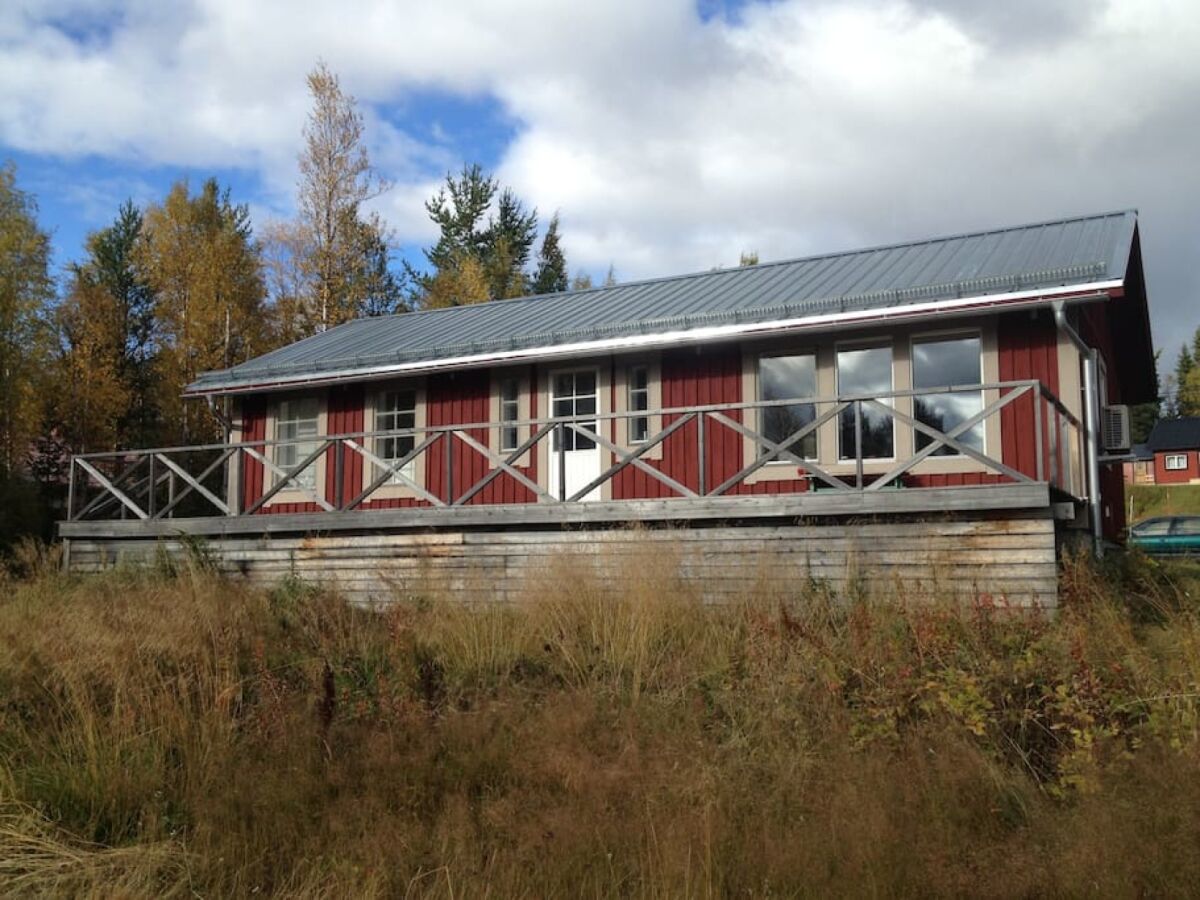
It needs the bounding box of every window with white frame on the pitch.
[758,353,818,459]
[274,397,320,491]
[837,345,893,459]
[628,365,650,444]
[499,377,520,453]
[912,334,984,456]
[1165,454,1188,471]
[375,388,417,482]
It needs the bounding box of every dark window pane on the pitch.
[912,337,980,389]
[838,346,893,459]
[763,404,817,459]
[575,371,596,395]
[912,336,983,456]
[501,426,518,452]
[759,354,816,459]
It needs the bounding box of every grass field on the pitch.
[2,541,1200,896]
[1127,483,1200,522]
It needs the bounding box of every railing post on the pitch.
[229,448,242,516]
[148,454,156,518]
[1034,390,1044,483]
[697,413,706,496]
[854,400,864,490]
[333,440,344,511]
[66,457,76,521]
[445,431,454,504]
[557,423,567,501]
[167,469,176,518]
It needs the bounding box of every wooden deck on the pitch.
[60,382,1079,608]
[63,515,1059,609]
[61,483,1062,608]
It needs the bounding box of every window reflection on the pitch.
[759,354,817,459]
[912,336,983,455]
[838,346,893,459]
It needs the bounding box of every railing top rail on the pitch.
[71,378,1068,461]
[1037,383,1083,428]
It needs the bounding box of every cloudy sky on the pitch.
[2,0,1198,362]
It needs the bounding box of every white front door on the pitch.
[549,368,602,501]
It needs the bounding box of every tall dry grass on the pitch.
[1,543,1199,896]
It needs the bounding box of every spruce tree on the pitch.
[410,165,543,308]
[484,188,537,300]
[532,214,568,295]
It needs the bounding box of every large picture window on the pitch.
[274,397,320,491]
[375,388,417,482]
[758,354,817,459]
[912,334,984,456]
[838,345,893,459]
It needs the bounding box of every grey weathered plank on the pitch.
[59,483,1052,540]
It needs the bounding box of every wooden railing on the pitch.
[64,379,1084,522]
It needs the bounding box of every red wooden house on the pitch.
[1143,418,1200,484]
[61,211,1156,607]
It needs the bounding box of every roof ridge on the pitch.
[358,209,1136,326]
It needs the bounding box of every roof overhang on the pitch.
[185,280,1122,398]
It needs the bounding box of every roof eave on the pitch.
[185,280,1120,398]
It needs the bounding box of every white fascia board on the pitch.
[188,281,1121,397]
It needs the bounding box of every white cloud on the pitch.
[1,0,1199,351]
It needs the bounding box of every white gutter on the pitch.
[187,280,1122,398]
[1052,300,1104,558]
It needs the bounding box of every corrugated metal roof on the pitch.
[188,209,1138,394]
[1147,417,1200,452]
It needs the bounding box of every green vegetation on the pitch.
[1128,483,1200,522]
[2,544,1200,896]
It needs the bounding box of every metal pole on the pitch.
[1084,350,1104,557]
[1053,301,1104,558]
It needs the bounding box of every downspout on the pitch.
[1052,301,1103,558]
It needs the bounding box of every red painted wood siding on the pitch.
[239,396,267,512]
[371,367,539,509]
[326,383,364,506]
[997,310,1060,482]
[1155,450,1199,484]
[235,317,1096,510]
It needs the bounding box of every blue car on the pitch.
[1128,516,1200,555]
